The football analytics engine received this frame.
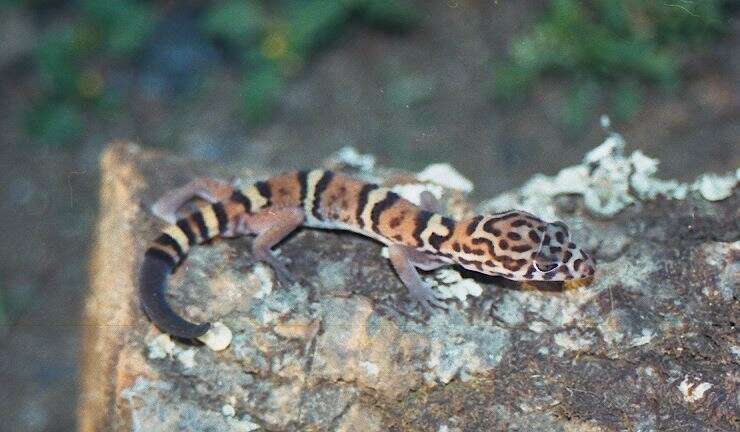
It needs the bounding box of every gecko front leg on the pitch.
[387,244,449,313]
[234,207,305,286]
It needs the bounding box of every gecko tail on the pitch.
[138,205,229,339]
[139,250,211,338]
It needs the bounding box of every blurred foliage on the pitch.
[493,0,727,128]
[202,0,417,124]
[23,0,416,147]
[27,0,157,146]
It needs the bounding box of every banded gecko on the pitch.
[140,170,596,338]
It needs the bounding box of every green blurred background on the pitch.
[0,1,737,430]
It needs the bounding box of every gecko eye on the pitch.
[533,254,559,272]
[534,221,571,272]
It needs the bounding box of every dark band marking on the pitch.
[389,216,403,229]
[573,259,583,272]
[507,232,522,241]
[457,256,483,270]
[511,244,532,253]
[356,184,379,228]
[154,233,186,260]
[412,210,434,247]
[312,171,335,220]
[462,245,485,256]
[211,202,228,234]
[524,265,536,278]
[471,237,496,257]
[511,219,528,228]
[528,230,541,244]
[192,211,210,243]
[254,181,272,207]
[370,192,401,234]
[145,247,177,270]
[466,216,483,236]
[230,190,252,214]
[176,219,197,246]
[555,231,565,244]
[563,251,573,263]
[482,219,502,236]
[297,170,309,204]
[428,217,456,250]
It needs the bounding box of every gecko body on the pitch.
[141,170,595,338]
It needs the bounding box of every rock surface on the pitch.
[79,141,738,431]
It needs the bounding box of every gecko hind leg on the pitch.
[234,207,306,286]
[151,177,235,224]
[387,244,449,313]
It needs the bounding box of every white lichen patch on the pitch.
[221,403,236,417]
[198,321,233,351]
[417,163,474,193]
[629,150,688,200]
[692,171,738,201]
[425,269,482,307]
[331,146,376,172]
[228,416,261,432]
[360,361,380,377]
[493,293,525,326]
[482,132,734,218]
[553,330,594,354]
[678,375,713,403]
[391,183,444,206]
[701,241,739,301]
[421,312,511,384]
[251,263,275,299]
[147,334,175,359]
[629,328,655,347]
[176,348,197,368]
[528,321,548,333]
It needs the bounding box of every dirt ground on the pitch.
[0,2,737,431]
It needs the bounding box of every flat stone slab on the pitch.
[79,141,738,431]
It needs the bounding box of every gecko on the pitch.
[140,170,596,339]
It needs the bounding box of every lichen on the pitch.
[677,376,713,403]
[330,146,376,172]
[417,163,474,193]
[482,132,736,218]
[691,171,738,201]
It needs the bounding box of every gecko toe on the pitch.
[409,284,448,313]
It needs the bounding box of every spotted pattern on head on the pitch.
[447,211,595,281]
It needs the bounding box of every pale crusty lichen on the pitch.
[417,163,474,193]
[483,132,736,218]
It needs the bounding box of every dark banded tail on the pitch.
[139,203,231,339]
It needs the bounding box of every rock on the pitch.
[79,140,738,431]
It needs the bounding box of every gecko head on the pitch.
[463,211,595,282]
[530,221,595,281]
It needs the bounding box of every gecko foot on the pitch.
[255,249,297,287]
[408,283,448,314]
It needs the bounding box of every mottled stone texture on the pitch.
[79,142,738,432]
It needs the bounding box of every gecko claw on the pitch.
[408,284,449,314]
